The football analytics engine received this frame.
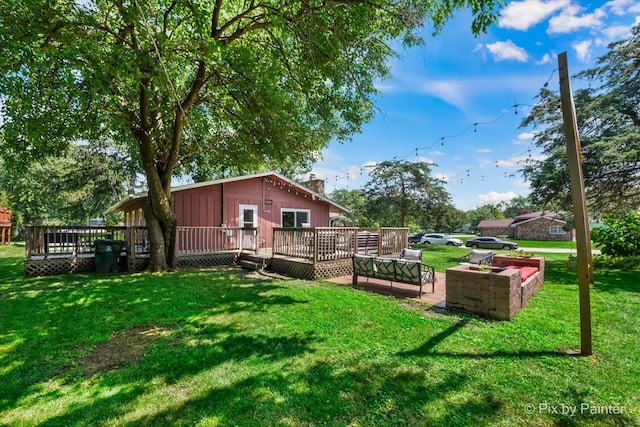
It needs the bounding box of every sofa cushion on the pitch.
[401,248,422,261]
[374,258,396,280]
[504,265,538,282]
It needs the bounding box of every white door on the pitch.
[239,204,258,250]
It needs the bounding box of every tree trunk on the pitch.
[138,132,177,272]
[144,191,177,272]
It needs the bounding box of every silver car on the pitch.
[465,236,518,250]
[420,233,463,246]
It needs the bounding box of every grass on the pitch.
[512,240,579,249]
[1,243,638,426]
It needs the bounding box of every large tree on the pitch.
[466,203,504,228]
[427,203,468,233]
[519,23,640,215]
[0,143,131,227]
[327,188,376,227]
[0,0,501,271]
[364,160,450,227]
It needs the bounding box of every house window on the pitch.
[549,225,566,234]
[282,209,310,227]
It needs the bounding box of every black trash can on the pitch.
[94,239,125,273]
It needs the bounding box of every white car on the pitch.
[420,233,463,246]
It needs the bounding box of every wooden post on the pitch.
[558,52,593,355]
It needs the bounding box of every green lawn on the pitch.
[512,240,580,249]
[1,244,638,426]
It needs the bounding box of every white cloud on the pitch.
[434,173,451,183]
[548,4,606,34]
[485,40,529,62]
[601,23,635,40]
[535,53,552,65]
[415,156,436,165]
[606,0,636,15]
[416,79,467,108]
[375,82,399,94]
[478,191,519,204]
[429,150,445,156]
[496,153,544,168]
[514,132,537,144]
[499,0,569,30]
[572,40,592,62]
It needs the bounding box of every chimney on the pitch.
[303,174,325,195]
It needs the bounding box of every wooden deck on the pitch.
[22,226,409,279]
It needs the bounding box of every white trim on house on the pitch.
[549,225,566,234]
[239,204,258,228]
[510,215,566,227]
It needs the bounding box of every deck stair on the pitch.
[238,253,271,271]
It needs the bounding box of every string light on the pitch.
[320,69,558,190]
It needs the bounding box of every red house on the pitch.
[106,171,348,250]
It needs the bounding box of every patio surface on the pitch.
[327,271,447,308]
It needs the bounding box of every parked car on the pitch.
[420,233,464,246]
[465,236,519,250]
[408,232,427,244]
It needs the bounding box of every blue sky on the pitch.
[307,0,640,211]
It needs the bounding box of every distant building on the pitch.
[0,207,11,245]
[477,211,575,241]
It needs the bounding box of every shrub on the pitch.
[591,213,640,257]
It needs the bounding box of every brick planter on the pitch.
[446,256,545,320]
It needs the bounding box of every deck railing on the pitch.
[24,225,255,260]
[272,227,408,263]
[24,226,147,259]
[24,225,407,263]
[176,227,257,254]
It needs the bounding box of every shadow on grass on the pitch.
[591,269,640,294]
[37,360,502,426]
[0,254,309,413]
[398,318,583,360]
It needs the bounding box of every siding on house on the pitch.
[172,176,331,243]
[512,217,575,241]
[111,172,342,249]
[477,219,514,237]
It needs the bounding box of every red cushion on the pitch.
[504,265,538,282]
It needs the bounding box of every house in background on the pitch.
[476,219,513,238]
[477,211,575,241]
[106,171,348,250]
